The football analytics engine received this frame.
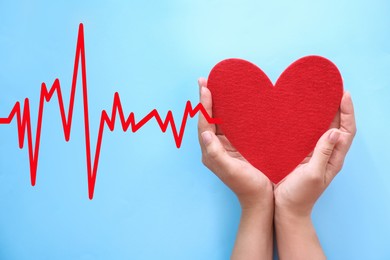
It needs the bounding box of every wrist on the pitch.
[274,207,325,260]
[274,208,326,260]
[275,206,312,228]
[238,182,274,213]
[232,186,274,260]
[274,196,313,221]
[274,206,315,242]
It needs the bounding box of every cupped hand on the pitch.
[197,78,273,209]
[274,91,357,218]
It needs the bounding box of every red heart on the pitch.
[207,56,343,183]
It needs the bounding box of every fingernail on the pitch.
[328,130,340,144]
[201,131,213,146]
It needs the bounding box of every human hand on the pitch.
[197,77,274,260]
[273,91,356,260]
[274,91,356,218]
[197,77,273,210]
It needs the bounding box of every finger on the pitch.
[325,135,347,177]
[198,78,216,152]
[200,77,223,135]
[309,129,341,174]
[201,130,241,182]
[198,77,208,88]
[340,91,357,136]
[324,92,357,177]
[198,78,215,133]
[329,108,340,129]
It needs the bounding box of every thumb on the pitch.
[201,130,227,163]
[201,131,238,180]
[310,129,341,172]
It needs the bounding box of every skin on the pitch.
[197,77,356,260]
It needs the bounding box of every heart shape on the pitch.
[207,56,343,183]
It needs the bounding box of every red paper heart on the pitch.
[207,56,343,183]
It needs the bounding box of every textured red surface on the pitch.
[207,56,343,183]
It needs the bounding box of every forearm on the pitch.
[274,209,326,260]
[231,204,274,260]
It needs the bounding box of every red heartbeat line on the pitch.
[0,23,220,199]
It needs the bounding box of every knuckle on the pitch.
[206,146,220,160]
[201,155,215,173]
[319,146,334,157]
[201,144,222,165]
[306,165,326,185]
[352,126,357,137]
[308,172,325,186]
[201,155,208,166]
[334,161,344,173]
[334,165,342,174]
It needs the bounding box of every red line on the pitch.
[0,23,220,199]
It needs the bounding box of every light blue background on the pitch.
[0,1,389,259]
